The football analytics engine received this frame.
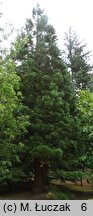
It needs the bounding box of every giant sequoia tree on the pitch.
[11,5,77,193]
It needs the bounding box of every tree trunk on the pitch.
[80,177,83,186]
[80,166,84,186]
[33,160,48,193]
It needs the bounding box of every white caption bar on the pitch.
[0,200,92,216]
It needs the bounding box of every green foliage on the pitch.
[63,27,92,90]
[8,5,79,193]
[11,5,76,171]
[54,169,84,182]
[76,90,93,168]
[2,4,93,195]
[0,57,29,183]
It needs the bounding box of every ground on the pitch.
[0,179,93,199]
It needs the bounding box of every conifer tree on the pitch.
[63,27,92,90]
[11,5,76,192]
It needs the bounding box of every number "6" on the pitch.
[81,203,87,211]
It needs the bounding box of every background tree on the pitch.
[63,27,92,90]
[76,90,93,170]
[0,5,30,185]
[0,55,29,185]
